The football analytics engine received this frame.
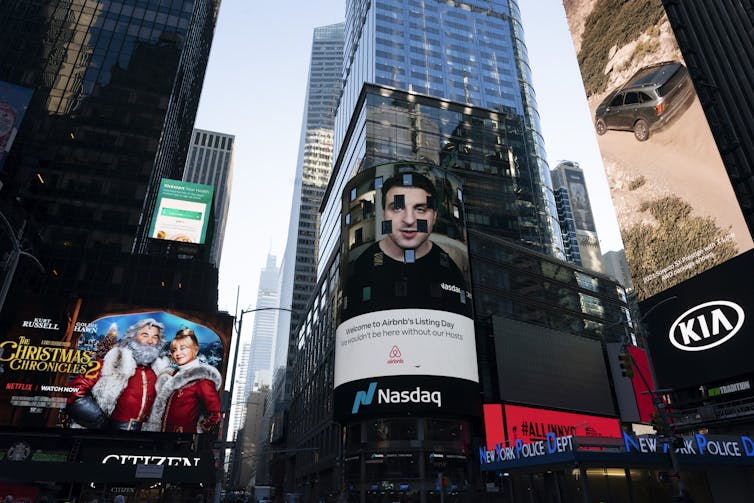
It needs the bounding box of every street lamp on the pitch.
[215,305,293,503]
[0,212,44,313]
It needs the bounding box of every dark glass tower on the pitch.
[280,1,618,501]
[319,0,563,269]
[0,0,219,304]
[661,0,754,235]
[277,22,345,395]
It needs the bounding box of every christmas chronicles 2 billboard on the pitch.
[483,403,622,450]
[334,161,479,420]
[563,0,753,300]
[0,296,231,434]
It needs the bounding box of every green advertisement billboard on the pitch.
[149,178,214,244]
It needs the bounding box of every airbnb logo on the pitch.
[387,346,404,365]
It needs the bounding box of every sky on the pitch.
[193,0,625,323]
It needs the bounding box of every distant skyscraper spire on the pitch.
[229,253,280,436]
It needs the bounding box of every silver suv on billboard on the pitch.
[595,61,695,141]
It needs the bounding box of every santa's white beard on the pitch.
[129,340,160,366]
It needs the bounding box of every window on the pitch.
[624,92,639,105]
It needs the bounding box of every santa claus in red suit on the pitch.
[66,318,169,430]
[145,328,222,433]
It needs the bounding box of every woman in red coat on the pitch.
[145,328,222,433]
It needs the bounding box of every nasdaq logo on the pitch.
[352,382,378,414]
[351,381,442,414]
[669,300,744,352]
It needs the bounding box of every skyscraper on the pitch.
[281,1,619,500]
[0,0,219,303]
[275,22,345,394]
[0,1,223,500]
[551,160,603,273]
[247,254,280,395]
[318,0,564,270]
[183,128,235,267]
[228,254,280,438]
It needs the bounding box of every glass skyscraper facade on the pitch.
[0,0,219,301]
[275,23,345,396]
[320,0,562,271]
[229,254,280,439]
[0,1,222,500]
[283,2,630,501]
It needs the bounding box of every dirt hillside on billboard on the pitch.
[562,0,597,54]
[564,0,669,97]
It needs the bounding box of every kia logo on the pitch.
[669,301,745,352]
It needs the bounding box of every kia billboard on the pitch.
[0,296,231,433]
[483,403,622,450]
[563,0,753,300]
[334,161,479,419]
[148,178,214,245]
[0,81,33,172]
[640,249,754,390]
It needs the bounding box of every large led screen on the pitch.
[563,0,753,300]
[0,81,33,172]
[148,178,214,244]
[641,249,754,390]
[334,161,479,419]
[483,403,622,450]
[493,317,616,417]
[0,296,231,434]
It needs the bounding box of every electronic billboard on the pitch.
[563,0,753,301]
[0,296,231,434]
[333,161,479,420]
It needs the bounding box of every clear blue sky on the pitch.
[194,0,624,316]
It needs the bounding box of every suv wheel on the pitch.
[595,119,607,135]
[633,119,650,141]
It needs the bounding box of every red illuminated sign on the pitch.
[627,346,655,423]
[484,404,621,449]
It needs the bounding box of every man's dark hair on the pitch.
[380,172,438,209]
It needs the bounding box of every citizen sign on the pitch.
[101,454,201,467]
[669,301,745,352]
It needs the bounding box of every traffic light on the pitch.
[618,352,634,378]
[650,409,666,435]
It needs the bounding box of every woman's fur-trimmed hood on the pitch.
[90,346,169,415]
[144,359,222,432]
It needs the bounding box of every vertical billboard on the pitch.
[0,81,33,171]
[148,178,214,244]
[562,0,753,300]
[564,168,596,233]
[334,161,479,419]
[0,295,231,433]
